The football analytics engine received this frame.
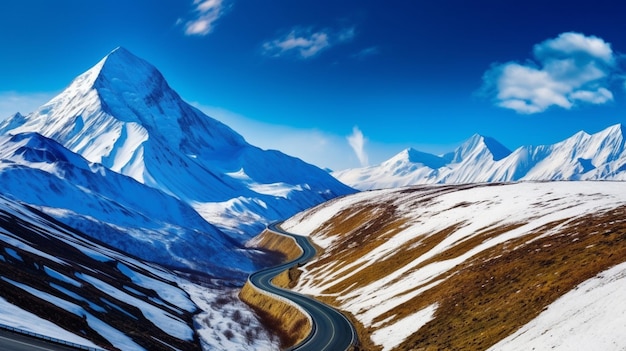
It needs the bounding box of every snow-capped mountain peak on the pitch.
[1,47,246,176]
[590,123,625,161]
[95,46,164,92]
[0,112,26,129]
[384,148,446,169]
[447,134,511,164]
[0,47,354,238]
[335,124,626,190]
[92,47,246,150]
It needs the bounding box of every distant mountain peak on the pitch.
[336,125,626,190]
[600,123,625,137]
[0,112,27,132]
[483,136,512,161]
[450,134,511,163]
[397,147,418,160]
[384,147,447,170]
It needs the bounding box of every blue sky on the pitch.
[1,0,626,171]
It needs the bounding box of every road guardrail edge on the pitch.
[0,322,105,350]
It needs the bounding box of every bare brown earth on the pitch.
[386,207,626,350]
[258,183,626,351]
[248,229,303,262]
[240,229,311,348]
[239,282,311,348]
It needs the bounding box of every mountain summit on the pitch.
[334,125,626,190]
[1,47,245,185]
[0,48,355,238]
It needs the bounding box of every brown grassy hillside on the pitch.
[277,182,626,351]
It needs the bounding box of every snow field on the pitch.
[371,303,438,351]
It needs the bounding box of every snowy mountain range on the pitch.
[334,124,626,190]
[0,47,354,274]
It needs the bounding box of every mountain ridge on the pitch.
[334,123,626,190]
[0,131,257,276]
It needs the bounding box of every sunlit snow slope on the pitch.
[334,125,626,190]
[282,182,626,351]
[0,47,354,238]
[0,132,256,276]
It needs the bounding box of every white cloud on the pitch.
[0,91,55,120]
[181,0,227,36]
[347,126,369,167]
[262,26,355,59]
[191,104,448,172]
[534,32,614,64]
[482,32,617,114]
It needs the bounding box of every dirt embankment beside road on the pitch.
[240,229,310,348]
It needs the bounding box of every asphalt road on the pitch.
[0,329,86,351]
[249,222,357,351]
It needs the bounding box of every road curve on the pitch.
[248,222,357,351]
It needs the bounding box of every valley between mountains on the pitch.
[2,47,626,351]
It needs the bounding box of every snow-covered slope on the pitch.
[0,195,277,350]
[0,47,355,237]
[0,132,257,277]
[281,182,626,350]
[334,125,626,190]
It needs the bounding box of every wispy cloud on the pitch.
[0,91,55,120]
[192,104,428,171]
[262,26,356,59]
[347,126,369,167]
[352,46,380,60]
[180,0,228,36]
[481,32,619,114]
[191,103,363,171]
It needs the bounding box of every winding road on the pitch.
[249,222,357,351]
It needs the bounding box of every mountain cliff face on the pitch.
[0,47,355,239]
[334,125,626,190]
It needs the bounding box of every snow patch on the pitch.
[371,303,438,351]
[488,262,626,351]
[0,296,99,349]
